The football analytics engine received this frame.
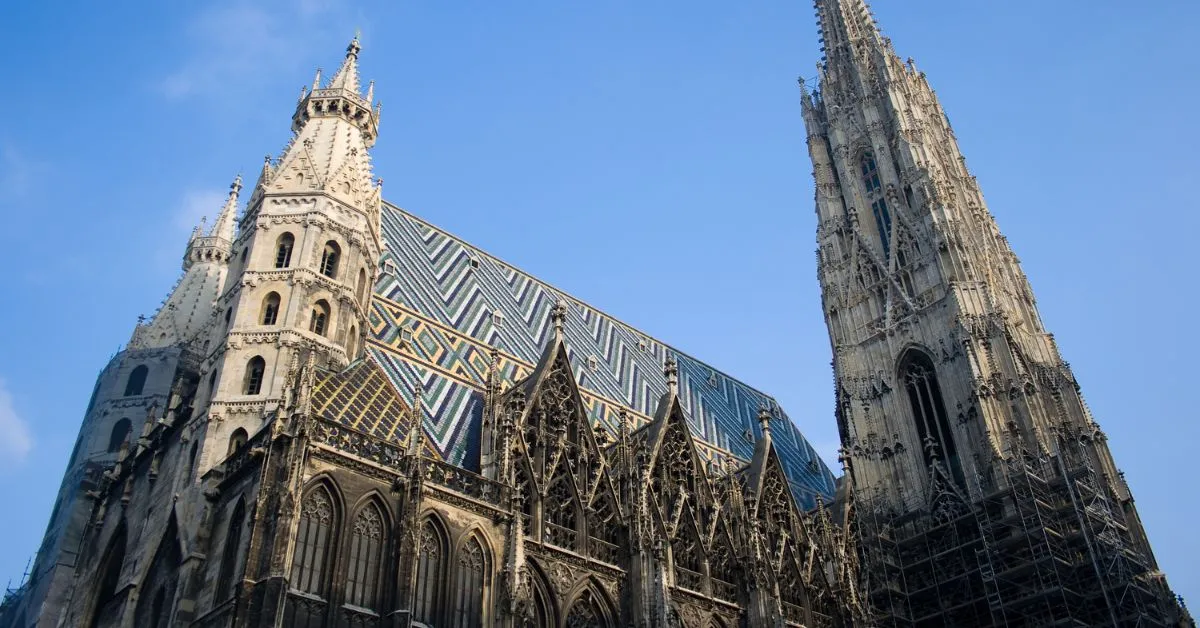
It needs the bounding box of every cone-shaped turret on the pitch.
[130,174,240,350]
[325,35,361,93]
[210,174,241,243]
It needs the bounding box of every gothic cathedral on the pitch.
[0,2,1189,628]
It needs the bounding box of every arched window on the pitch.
[544,462,581,550]
[224,307,233,328]
[227,428,248,456]
[900,350,965,487]
[124,365,148,396]
[275,233,295,269]
[452,536,488,628]
[309,300,330,336]
[216,500,246,601]
[564,588,613,628]
[108,419,131,453]
[319,241,340,278]
[347,325,358,359]
[291,485,337,596]
[208,370,218,398]
[861,152,892,256]
[356,268,367,303]
[133,517,181,628]
[261,292,281,325]
[413,519,446,625]
[90,526,127,628]
[345,501,387,610]
[244,356,266,395]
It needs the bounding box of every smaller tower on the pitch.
[192,36,382,473]
[20,177,241,628]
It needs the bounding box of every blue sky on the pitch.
[1,0,1198,606]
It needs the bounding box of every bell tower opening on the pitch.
[898,349,963,488]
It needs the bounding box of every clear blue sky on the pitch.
[1,0,1197,607]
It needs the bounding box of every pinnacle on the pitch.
[210,173,241,242]
[325,34,362,94]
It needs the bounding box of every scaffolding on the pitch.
[854,442,1189,628]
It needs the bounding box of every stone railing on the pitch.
[675,567,703,593]
[588,537,620,565]
[310,419,407,470]
[543,521,579,551]
[782,601,806,625]
[423,458,508,506]
[712,577,737,602]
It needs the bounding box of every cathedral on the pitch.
[0,2,1191,627]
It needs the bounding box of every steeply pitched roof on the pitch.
[367,204,836,507]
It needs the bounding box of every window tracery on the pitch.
[291,485,337,596]
[216,500,246,601]
[346,502,386,610]
[900,350,964,488]
[413,519,445,626]
[320,241,340,278]
[262,292,281,325]
[565,589,611,628]
[452,536,487,628]
[244,356,266,395]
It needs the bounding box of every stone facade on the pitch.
[805,0,1190,625]
[0,36,858,628]
[0,3,1191,628]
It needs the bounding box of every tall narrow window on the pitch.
[309,301,330,336]
[291,486,337,596]
[319,241,340,278]
[227,428,248,456]
[124,365,148,396]
[452,537,487,628]
[108,419,131,453]
[347,325,358,359]
[413,520,445,625]
[216,500,246,601]
[565,589,611,628]
[861,153,891,256]
[261,292,281,325]
[900,350,965,488]
[90,528,126,628]
[275,233,295,269]
[356,268,367,303]
[244,357,266,395]
[872,198,892,257]
[345,502,386,610]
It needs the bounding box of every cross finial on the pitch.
[664,355,678,395]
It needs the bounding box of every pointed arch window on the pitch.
[900,350,965,488]
[309,300,330,336]
[133,519,181,628]
[291,485,337,596]
[345,502,387,610]
[319,241,340,279]
[227,428,248,456]
[275,233,295,269]
[89,526,126,628]
[451,536,487,628]
[544,463,581,550]
[861,152,891,256]
[261,292,281,325]
[565,589,612,628]
[413,519,446,625]
[356,268,368,303]
[108,419,131,453]
[347,325,358,359]
[124,365,148,396]
[216,500,246,601]
[244,356,266,395]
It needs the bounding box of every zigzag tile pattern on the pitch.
[368,204,836,507]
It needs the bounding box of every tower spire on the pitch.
[210,174,241,243]
[326,33,362,93]
[814,0,881,60]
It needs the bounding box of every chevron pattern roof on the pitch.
[367,203,836,508]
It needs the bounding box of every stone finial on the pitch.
[758,403,773,439]
[550,299,567,337]
[311,67,322,91]
[664,356,678,396]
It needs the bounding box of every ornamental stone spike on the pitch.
[758,403,773,440]
[550,299,567,338]
[663,355,678,396]
[211,174,241,243]
[326,34,362,93]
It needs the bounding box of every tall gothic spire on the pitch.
[814,0,881,60]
